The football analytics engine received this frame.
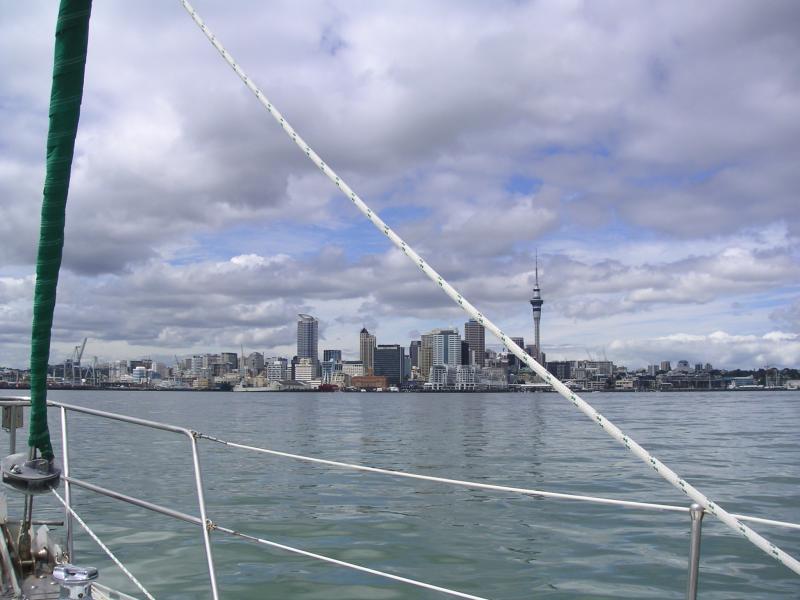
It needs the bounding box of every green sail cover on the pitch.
[29,0,93,460]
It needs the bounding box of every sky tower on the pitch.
[529,252,543,363]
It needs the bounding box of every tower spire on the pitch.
[529,250,544,363]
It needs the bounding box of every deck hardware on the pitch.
[53,563,99,599]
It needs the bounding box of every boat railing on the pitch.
[1,396,798,600]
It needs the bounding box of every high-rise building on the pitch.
[429,328,461,367]
[323,349,342,363]
[409,340,421,368]
[359,328,376,375]
[297,314,319,362]
[460,340,471,365]
[529,252,544,362]
[464,319,485,366]
[418,344,432,381]
[660,361,672,372]
[374,344,404,387]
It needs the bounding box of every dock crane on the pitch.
[72,337,87,384]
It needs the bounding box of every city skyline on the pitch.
[1,4,799,371]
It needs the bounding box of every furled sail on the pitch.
[29,0,93,459]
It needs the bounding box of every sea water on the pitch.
[2,390,798,599]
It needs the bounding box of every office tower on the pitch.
[529,252,544,362]
[460,340,471,365]
[297,314,319,362]
[359,327,376,375]
[418,344,433,382]
[374,344,404,387]
[429,328,461,366]
[409,340,421,368]
[464,319,485,366]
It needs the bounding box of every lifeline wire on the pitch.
[51,489,157,600]
[180,0,800,576]
[212,524,489,600]
[199,434,800,531]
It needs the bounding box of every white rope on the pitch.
[201,434,800,531]
[212,524,489,600]
[51,489,157,600]
[180,0,800,576]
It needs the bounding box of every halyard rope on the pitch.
[51,489,157,600]
[198,433,800,531]
[180,0,800,576]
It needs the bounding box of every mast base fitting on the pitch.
[1,453,61,495]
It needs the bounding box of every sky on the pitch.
[1,1,799,370]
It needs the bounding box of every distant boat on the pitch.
[232,383,273,392]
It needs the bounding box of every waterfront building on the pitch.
[374,344,404,387]
[428,365,449,390]
[359,328,376,375]
[266,358,288,381]
[660,361,672,372]
[455,365,477,390]
[529,252,544,362]
[342,360,365,378]
[464,319,485,366]
[131,366,147,383]
[351,375,389,390]
[323,349,342,363]
[297,314,319,362]
[294,358,317,383]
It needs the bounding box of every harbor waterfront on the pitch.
[3,389,797,599]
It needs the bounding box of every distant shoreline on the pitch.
[1,384,796,394]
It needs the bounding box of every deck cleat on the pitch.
[1,452,61,495]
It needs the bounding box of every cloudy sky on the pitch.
[2,1,799,370]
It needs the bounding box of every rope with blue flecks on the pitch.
[180,0,800,577]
